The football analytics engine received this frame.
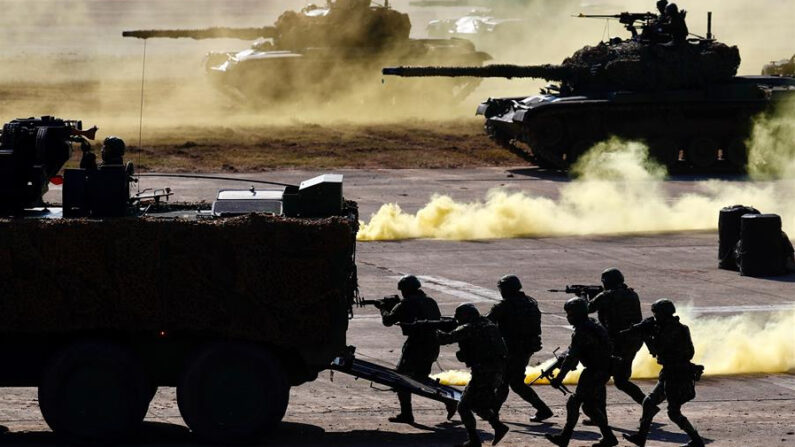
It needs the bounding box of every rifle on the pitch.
[576,12,658,38]
[620,316,657,337]
[358,295,401,311]
[528,347,571,395]
[548,285,604,300]
[400,316,458,332]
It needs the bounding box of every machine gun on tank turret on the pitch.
[575,12,658,39]
[123,26,277,40]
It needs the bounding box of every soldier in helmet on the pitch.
[622,299,705,447]
[437,303,510,447]
[378,274,441,424]
[588,269,646,415]
[488,275,553,422]
[661,3,688,45]
[101,136,126,166]
[546,298,618,447]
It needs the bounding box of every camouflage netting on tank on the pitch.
[0,206,358,351]
[273,1,410,50]
[563,39,741,92]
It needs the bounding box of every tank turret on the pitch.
[123,1,410,51]
[121,1,490,104]
[384,39,741,94]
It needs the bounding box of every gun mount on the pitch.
[382,10,795,173]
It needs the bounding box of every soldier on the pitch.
[623,299,705,447]
[662,3,688,45]
[488,275,553,422]
[437,304,510,447]
[101,136,126,166]
[378,274,441,424]
[588,269,646,414]
[546,298,618,447]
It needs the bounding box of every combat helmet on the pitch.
[651,299,676,317]
[101,136,126,164]
[600,268,624,289]
[497,274,522,294]
[397,274,421,293]
[454,303,480,324]
[564,297,589,323]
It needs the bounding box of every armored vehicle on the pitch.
[427,8,528,55]
[384,12,795,171]
[762,54,795,77]
[0,116,460,443]
[123,0,491,104]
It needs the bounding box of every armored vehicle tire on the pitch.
[38,341,150,443]
[177,342,290,444]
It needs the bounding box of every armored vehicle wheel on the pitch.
[177,342,290,444]
[687,137,720,169]
[38,341,150,443]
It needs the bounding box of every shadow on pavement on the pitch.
[505,167,569,182]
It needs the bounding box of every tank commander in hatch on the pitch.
[378,274,441,424]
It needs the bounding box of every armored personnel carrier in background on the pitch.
[384,12,795,171]
[123,0,491,104]
[0,116,460,443]
[762,54,795,77]
[426,8,528,55]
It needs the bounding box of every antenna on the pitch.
[707,11,713,40]
[137,39,147,193]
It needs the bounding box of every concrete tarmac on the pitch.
[18,167,795,446]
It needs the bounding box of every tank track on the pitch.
[490,100,772,173]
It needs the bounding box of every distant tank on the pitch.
[427,8,528,55]
[123,0,491,104]
[384,12,795,171]
[762,54,795,77]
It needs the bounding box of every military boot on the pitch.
[678,419,705,447]
[545,432,570,447]
[530,407,554,423]
[623,432,646,447]
[489,419,509,445]
[455,428,482,447]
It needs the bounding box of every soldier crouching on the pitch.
[437,304,510,447]
[546,298,618,447]
[623,299,705,447]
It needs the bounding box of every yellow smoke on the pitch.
[357,137,795,241]
[433,307,795,386]
[748,99,795,179]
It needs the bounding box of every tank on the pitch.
[384,20,795,171]
[123,0,491,104]
[426,8,528,55]
[762,54,795,77]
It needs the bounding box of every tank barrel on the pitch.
[122,26,277,40]
[382,64,571,81]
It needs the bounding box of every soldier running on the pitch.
[546,298,618,447]
[437,304,510,447]
[588,269,646,416]
[622,299,705,447]
[487,275,553,422]
[378,275,441,424]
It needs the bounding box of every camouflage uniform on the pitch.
[381,290,441,419]
[487,291,551,417]
[438,315,508,446]
[547,317,617,447]
[627,315,704,446]
[589,285,646,406]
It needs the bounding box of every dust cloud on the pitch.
[433,306,795,386]
[357,132,795,241]
[0,0,791,133]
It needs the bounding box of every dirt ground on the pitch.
[21,168,795,447]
